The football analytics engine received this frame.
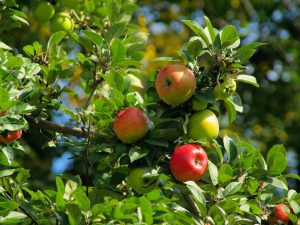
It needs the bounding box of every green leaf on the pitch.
[204,16,216,43]
[228,92,243,113]
[224,182,242,196]
[111,38,126,64]
[218,164,233,185]
[220,25,239,49]
[0,211,27,223]
[266,177,288,190]
[144,138,169,148]
[208,161,218,185]
[0,87,10,102]
[182,20,210,46]
[223,136,238,163]
[47,31,67,60]
[128,147,149,163]
[0,169,15,178]
[237,75,259,87]
[194,88,215,104]
[224,98,237,123]
[151,57,181,62]
[187,37,203,59]
[82,29,103,47]
[185,181,206,217]
[1,146,14,165]
[267,153,287,176]
[0,42,12,50]
[73,189,90,211]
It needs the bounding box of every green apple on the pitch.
[192,98,208,111]
[187,109,219,140]
[50,12,74,32]
[60,0,78,9]
[155,64,196,107]
[33,1,55,23]
[213,76,236,100]
[127,167,159,194]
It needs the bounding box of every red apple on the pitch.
[0,130,22,145]
[274,203,291,223]
[1,110,7,115]
[113,107,150,144]
[170,144,208,182]
[155,64,196,107]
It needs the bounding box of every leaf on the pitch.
[128,147,149,163]
[0,169,16,178]
[267,153,287,176]
[194,88,215,104]
[266,177,288,190]
[185,181,206,217]
[208,161,218,185]
[224,182,242,196]
[218,164,233,185]
[204,16,216,43]
[220,25,239,49]
[82,30,103,47]
[224,98,237,123]
[187,37,203,59]
[151,57,181,62]
[0,42,12,50]
[2,146,14,165]
[0,211,27,223]
[144,138,169,148]
[182,20,210,46]
[237,75,259,87]
[0,87,10,102]
[111,38,126,64]
[223,136,238,163]
[228,92,243,113]
[47,31,67,60]
[234,42,266,63]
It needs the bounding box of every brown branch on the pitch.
[25,116,97,138]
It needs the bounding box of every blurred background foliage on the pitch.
[4,0,300,190]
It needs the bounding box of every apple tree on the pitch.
[0,0,299,224]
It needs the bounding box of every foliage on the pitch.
[0,0,299,224]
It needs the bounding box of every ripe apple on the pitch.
[213,76,236,100]
[1,110,7,116]
[192,98,208,111]
[274,203,291,223]
[50,12,74,32]
[155,64,196,107]
[113,107,150,144]
[127,167,159,194]
[33,1,55,23]
[60,0,78,9]
[170,144,208,182]
[187,109,219,140]
[0,130,22,145]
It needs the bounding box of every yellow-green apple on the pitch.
[50,12,74,32]
[170,144,208,182]
[33,1,55,23]
[214,76,236,100]
[113,107,150,144]
[192,98,208,111]
[127,167,159,194]
[187,109,219,140]
[0,130,22,145]
[155,64,196,107]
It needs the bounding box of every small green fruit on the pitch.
[192,98,208,111]
[50,12,74,32]
[127,167,159,194]
[33,2,55,23]
[213,76,236,100]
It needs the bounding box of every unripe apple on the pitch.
[33,1,55,23]
[170,144,208,182]
[192,98,208,111]
[213,76,236,100]
[0,130,22,145]
[127,167,159,194]
[50,12,74,32]
[60,0,78,9]
[155,64,196,107]
[187,109,219,140]
[274,203,291,223]
[113,107,150,144]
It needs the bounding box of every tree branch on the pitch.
[25,116,98,138]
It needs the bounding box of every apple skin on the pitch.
[192,98,208,111]
[155,65,196,107]
[1,110,7,116]
[50,12,74,32]
[0,130,22,145]
[127,167,158,194]
[33,2,55,23]
[274,203,291,223]
[113,107,150,144]
[170,144,208,182]
[187,109,219,140]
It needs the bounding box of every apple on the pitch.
[274,203,292,223]
[155,64,196,107]
[60,0,78,9]
[187,109,219,140]
[33,1,55,23]
[213,76,236,100]
[127,167,159,194]
[192,98,208,111]
[50,12,74,32]
[1,110,7,116]
[170,144,208,182]
[113,107,150,144]
[0,130,22,145]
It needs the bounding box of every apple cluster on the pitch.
[33,0,76,32]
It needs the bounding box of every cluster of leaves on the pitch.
[1,0,300,224]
